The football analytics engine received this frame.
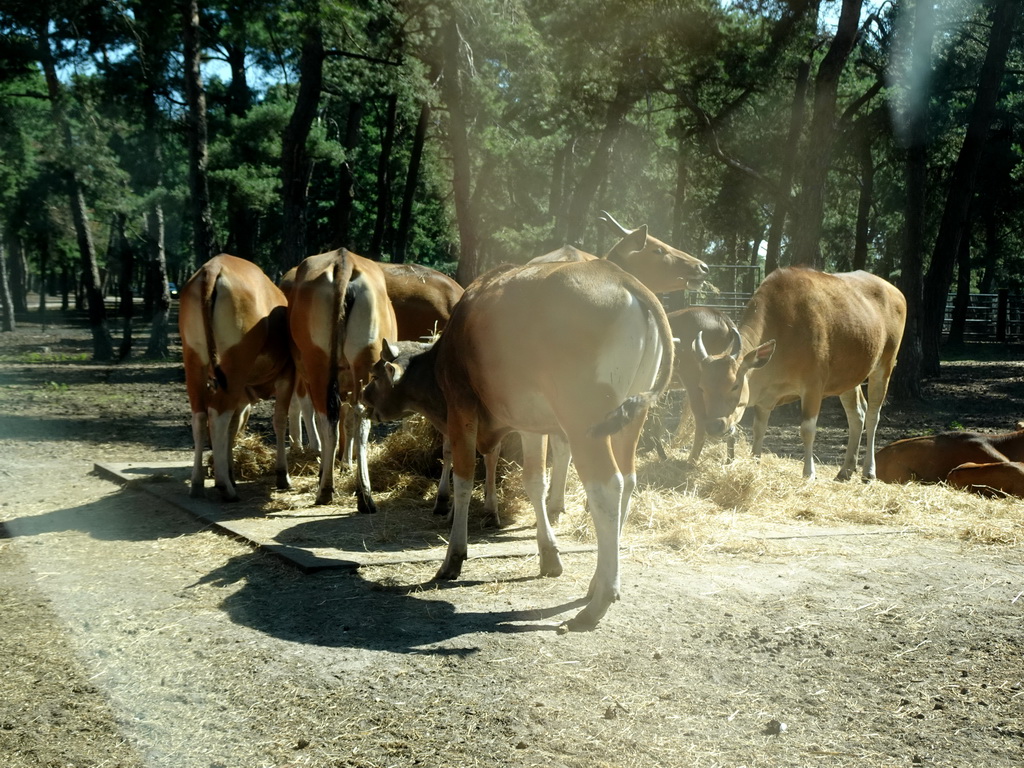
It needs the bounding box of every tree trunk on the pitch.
[183,0,217,264]
[331,102,363,251]
[789,0,862,267]
[947,221,972,347]
[279,16,324,270]
[765,59,810,274]
[979,206,998,294]
[112,213,135,359]
[890,0,934,401]
[370,94,399,259]
[36,16,113,360]
[442,16,480,286]
[144,205,173,358]
[0,235,15,332]
[394,101,430,264]
[852,115,875,271]
[7,229,27,316]
[921,0,1020,376]
[561,83,636,246]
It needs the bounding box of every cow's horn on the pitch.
[597,210,630,236]
[693,331,709,363]
[728,327,742,361]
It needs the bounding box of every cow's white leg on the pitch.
[568,472,623,631]
[315,409,340,505]
[189,411,208,498]
[353,403,377,514]
[432,433,452,516]
[836,386,866,481]
[273,380,293,490]
[546,432,571,523]
[341,402,356,468]
[861,369,892,481]
[209,407,239,501]
[521,433,562,577]
[437,418,477,581]
[287,394,303,450]
[799,405,821,480]
[301,393,320,452]
[751,405,771,457]
[482,447,501,526]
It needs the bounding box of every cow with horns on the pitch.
[178,254,295,501]
[362,258,675,630]
[693,267,906,481]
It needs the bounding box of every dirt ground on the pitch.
[1,312,1023,768]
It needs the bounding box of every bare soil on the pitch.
[1,312,1023,768]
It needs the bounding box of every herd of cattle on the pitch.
[176,213,1022,630]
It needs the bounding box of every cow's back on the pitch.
[946,461,1024,497]
[437,260,669,436]
[378,263,464,341]
[745,268,906,401]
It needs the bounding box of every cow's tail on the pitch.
[326,252,355,428]
[589,283,674,438]
[201,264,228,392]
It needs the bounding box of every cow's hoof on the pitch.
[434,555,465,581]
[276,471,291,491]
[356,492,377,515]
[315,488,334,505]
[546,506,564,525]
[431,496,450,516]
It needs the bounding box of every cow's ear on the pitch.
[382,339,400,362]
[384,361,398,385]
[621,224,648,253]
[744,339,775,369]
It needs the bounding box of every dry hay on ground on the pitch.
[231,418,1023,556]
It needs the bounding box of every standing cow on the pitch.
[287,249,398,511]
[178,254,295,501]
[694,267,906,481]
[362,259,675,630]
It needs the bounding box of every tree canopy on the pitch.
[0,0,1021,385]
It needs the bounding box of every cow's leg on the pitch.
[353,402,377,514]
[436,413,478,581]
[287,394,303,450]
[273,376,294,490]
[301,393,320,453]
[520,432,562,577]
[751,405,772,457]
[684,389,709,464]
[209,406,240,502]
[482,446,501,527]
[189,411,208,498]
[861,367,894,481]
[610,407,647,533]
[546,432,571,523]
[836,386,866,481]
[340,402,356,468]
[798,395,823,480]
[432,432,452,516]
[565,434,622,632]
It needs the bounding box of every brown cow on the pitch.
[694,267,906,480]
[946,461,1024,498]
[875,425,1024,483]
[287,249,397,510]
[362,259,675,630]
[526,212,708,520]
[178,254,294,501]
[667,307,739,464]
[281,262,464,455]
[529,211,709,293]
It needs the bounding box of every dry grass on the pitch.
[231,419,1024,554]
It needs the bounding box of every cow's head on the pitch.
[599,211,709,293]
[694,328,775,439]
[361,339,429,423]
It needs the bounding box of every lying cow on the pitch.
[945,461,1024,498]
[362,259,674,630]
[288,249,397,511]
[694,267,907,481]
[875,425,1024,483]
[178,254,295,501]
